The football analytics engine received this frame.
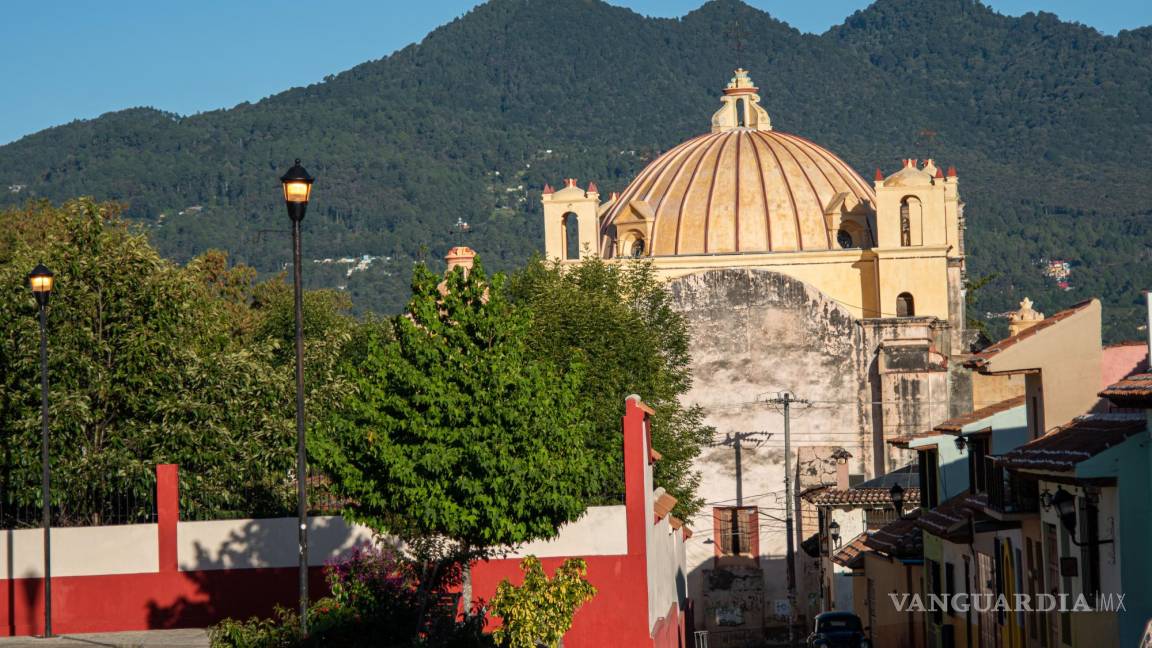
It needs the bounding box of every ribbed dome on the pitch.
[601,128,876,257]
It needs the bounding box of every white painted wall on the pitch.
[500,506,627,559]
[177,516,374,571]
[0,524,158,578]
[647,514,687,629]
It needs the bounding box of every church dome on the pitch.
[601,70,875,257]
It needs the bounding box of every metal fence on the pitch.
[178,466,347,521]
[0,465,346,528]
[0,472,157,529]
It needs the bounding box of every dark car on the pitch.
[806,611,872,648]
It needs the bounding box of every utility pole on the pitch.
[766,391,809,648]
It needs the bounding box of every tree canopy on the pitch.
[0,199,357,523]
[314,260,598,550]
[510,257,711,518]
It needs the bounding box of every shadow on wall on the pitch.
[146,516,356,629]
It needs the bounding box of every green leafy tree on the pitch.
[0,199,357,522]
[509,257,712,517]
[489,556,596,648]
[314,259,598,556]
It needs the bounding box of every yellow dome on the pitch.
[601,71,875,257]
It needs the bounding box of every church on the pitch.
[541,70,974,642]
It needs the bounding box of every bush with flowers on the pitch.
[209,542,493,648]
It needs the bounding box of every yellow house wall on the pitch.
[972,372,1026,409]
[979,300,1101,433]
[862,552,923,647]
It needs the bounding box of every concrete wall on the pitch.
[1,525,158,579]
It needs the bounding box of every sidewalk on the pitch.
[0,629,209,647]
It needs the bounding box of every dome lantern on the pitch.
[711,68,772,133]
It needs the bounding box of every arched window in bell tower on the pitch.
[899,201,911,247]
[563,212,580,260]
[896,292,915,318]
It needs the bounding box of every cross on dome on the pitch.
[711,68,772,133]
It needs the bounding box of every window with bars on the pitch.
[712,506,759,559]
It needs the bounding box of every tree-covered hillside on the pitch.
[2,0,1149,340]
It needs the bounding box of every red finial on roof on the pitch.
[610,191,620,201]
[565,178,578,188]
[587,181,598,193]
[947,166,957,177]
[935,167,944,179]
[542,183,554,195]
[875,168,884,181]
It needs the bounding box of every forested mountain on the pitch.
[2,0,1150,340]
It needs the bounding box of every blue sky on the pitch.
[1,0,1148,145]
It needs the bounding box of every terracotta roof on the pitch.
[1099,372,1152,408]
[936,396,1026,432]
[997,413,1146,471]
[891,396,1024,445]
[799,484,833,501]
[832,533,873,569]
[864,509,923,559]
[916,493,974,543]
[966,300,1095,370]
[811,487,920,508]
[653,490,677,521]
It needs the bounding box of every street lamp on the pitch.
[889,483,905,515]
[828,519,841,547]
[280,159,314,631]
[27,263,54,638]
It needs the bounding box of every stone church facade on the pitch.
[542,69,973,642]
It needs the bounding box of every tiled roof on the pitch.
[965,300,1095,370]
[997,413,1146,471]
[890,396,1025,445]
[864,509,923,559]
[1099,373,1152,408]
[811,487,921,507]
[832,532,872,569]
[936,396,1026,432]
[653,489,677,521]
[915,493,974,542]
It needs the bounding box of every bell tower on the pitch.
[542,178,601,262]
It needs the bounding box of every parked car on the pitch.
[807,611,872,648]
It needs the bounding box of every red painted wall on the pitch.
[3,398,691,643]
[2,567,328,636]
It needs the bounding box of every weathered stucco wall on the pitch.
[668,269,875,636]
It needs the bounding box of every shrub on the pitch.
[488,557,596,648]
[209,542,492,648]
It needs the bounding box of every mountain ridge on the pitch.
[2,0,1150,340]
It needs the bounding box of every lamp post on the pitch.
[828,519,840,547]
[889,483,905,517]
[28,263,54,638]
[281,159,314,631]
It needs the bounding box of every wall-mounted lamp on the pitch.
[1052,486,1113,547]
[1039,488,1053,512]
